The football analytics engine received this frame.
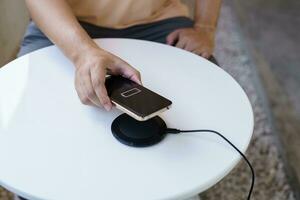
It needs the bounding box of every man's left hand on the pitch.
[166,27,215,59]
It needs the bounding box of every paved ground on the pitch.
[233,0,300,117]
[201,1,296,199]
[0,0,298,199]
[231,0,300,198]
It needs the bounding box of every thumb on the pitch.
[108,55,142,84]
[117,59,142,85]
[166,30,181,45]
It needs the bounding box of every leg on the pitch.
[118,17,218,65]
[17,21,53,57]
[77,17,194,44]
[122,17,195,44]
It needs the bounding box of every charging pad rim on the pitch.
[111,114,167,147]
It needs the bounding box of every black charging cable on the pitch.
[165,128,255,200]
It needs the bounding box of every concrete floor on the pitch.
[231,0,300,198]
[233,0,300,115]
[201,1,296,199]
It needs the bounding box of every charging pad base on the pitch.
[111,114,167,147]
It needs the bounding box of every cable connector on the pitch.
[165,128,181,134]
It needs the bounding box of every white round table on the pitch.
[0,39,253,200]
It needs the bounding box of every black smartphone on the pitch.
[105,75,172,121]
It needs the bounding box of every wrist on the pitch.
[194,23,216,33]
[65,30,100,66]
[71,42,104,68]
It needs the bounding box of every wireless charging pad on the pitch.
[111,114,167,147]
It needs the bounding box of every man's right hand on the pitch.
[25,0,141,111]
[74,47,141,111]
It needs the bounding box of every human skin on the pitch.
[25,0,141,111]
[167,0,222,58]
[25,0,221,110]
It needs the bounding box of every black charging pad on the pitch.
[111,114,167,147]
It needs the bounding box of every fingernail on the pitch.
[104,104,111,111]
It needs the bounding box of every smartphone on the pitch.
[105,75,172,121]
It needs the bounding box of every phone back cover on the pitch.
[105,76,172,118]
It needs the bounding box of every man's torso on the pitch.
[66,0,189,28]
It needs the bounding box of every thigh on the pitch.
[124,17,194,44]
[18,22,53,57]
[78,17,194,44]
[125,17,218,64]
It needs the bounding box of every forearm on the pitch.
[25,0,98,63]
[25,0,141,110]
[194,0,222,30]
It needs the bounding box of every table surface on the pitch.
[0,39,253,200]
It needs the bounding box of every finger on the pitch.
[112,58,142,85]
[90,66,112,111]
[125,71,142,85]
[201,52,212,59]
[192,49,211,59]
[192,48,204,56]
[166,29,181,45]
[175,38,187,49]
[75,75,94,106]
[80,70,101,107]
[184,41,198,52]
[122,67,142,85]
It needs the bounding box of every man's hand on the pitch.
[74,47,141,111]
[166,27,215,59]
[25,0,141,111]
[167,0,222,59]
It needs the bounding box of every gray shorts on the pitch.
[18,17,194,57]
[18,16,218,64]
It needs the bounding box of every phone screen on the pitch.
[105,76,172,119]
